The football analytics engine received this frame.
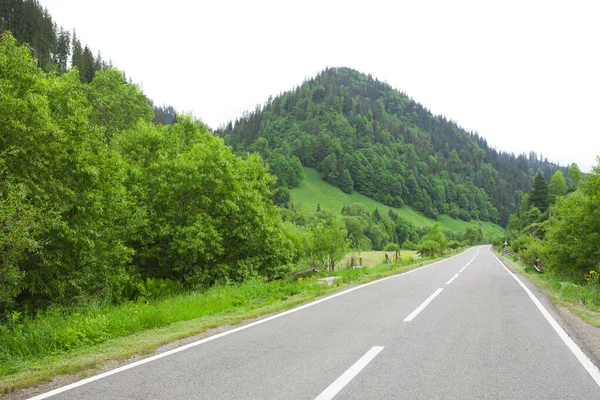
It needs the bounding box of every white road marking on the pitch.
[404,288,444,322]
[28,249,474,399]
[490,248,600,388]
[314,346,384,400]
[445,274,459,285]
[459,266,466,273]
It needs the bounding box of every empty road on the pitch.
[31,246,600,399]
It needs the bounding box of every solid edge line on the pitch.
[404,288,444,322]
[314,346,384,400]
[445,274,459,285]
[489,248,600,388]
[28,249,472,400]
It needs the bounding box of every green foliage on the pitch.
[418,223,447,256]
[462,226,483,245]
[0,32,133,312]
[291,168,504,239]
[520,237,543,270]
[222,68,568,226]
[384,243,400,251]
[308,216,350,271]
[119,117,293,286]
[568,162,583,189]
[510,234,536,253]
[544,162,600,280]
[223,68,505,223]
[0,34,297,319]
[88,68,154,144]
[548,170,568,204]
[529,172,549,213]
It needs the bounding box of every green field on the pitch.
[290,168,504,238]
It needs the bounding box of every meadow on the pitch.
[290,168,505,238]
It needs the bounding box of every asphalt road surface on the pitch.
[31,246,600,399]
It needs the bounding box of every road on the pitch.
[31,246,600,399]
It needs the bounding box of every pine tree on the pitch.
[372,207,382,221]
[71,29,82,70]
[529,172,549,213]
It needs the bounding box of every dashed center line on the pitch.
[404,288,444,322]
[459,266,466,273]
[314,346,384,400]
[445,274,459,285]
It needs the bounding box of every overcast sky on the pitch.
[39,0,599,171]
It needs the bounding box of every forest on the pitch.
[220,68,570,226]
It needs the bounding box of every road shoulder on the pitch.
[493,251,600,371]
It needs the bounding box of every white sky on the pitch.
[39,0,599,171]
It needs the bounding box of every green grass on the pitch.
[290,167,504,238]
[495,249,600,328]
[0,251,451,394]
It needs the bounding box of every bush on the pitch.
[520,238,543,270]
[510,234,535,253]
[403,241,419,251]
[384,243,400,251]
[447,240,461,249]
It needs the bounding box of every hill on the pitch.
[291,168,504,238]
[220,67,568,226]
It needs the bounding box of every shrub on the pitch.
[384,243,400,251]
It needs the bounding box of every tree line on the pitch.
[0,33,295,317]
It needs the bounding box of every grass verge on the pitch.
[0,251,453,395]
[494,249,600,329]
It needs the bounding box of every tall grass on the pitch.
[0,279,328,377]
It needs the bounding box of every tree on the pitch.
[548,170,568,204]
[88,68,154,144]
[0,33,134,311]
[529,172,549,213]
[462,226,483,245]
[568,163,583,189]
[118,118,293,285]
[309,217,350,271]
[340,169,353,193]
[418,223,447,256]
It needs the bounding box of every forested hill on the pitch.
[219,67,567,226]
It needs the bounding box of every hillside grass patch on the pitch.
[291,168,504,238]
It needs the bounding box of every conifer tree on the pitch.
[529,172,549,213]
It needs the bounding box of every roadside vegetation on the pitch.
[497,161,600,323]
[1,250,453,394]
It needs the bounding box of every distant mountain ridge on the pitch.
[219,67,566,226]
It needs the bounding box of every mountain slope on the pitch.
[291,168,504,238]
[220,67,566,225]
